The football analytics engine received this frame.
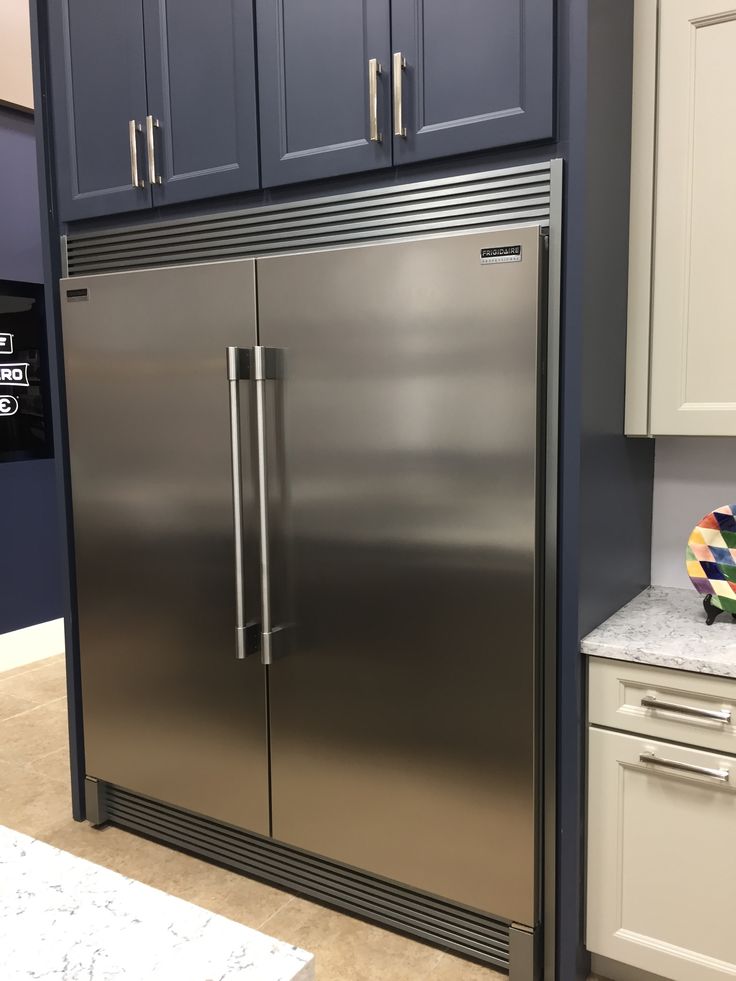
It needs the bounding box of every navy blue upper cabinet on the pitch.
[391,0,554,165]
[48,0,555,215]
[48,0,152,221]
[256,0,392,188]
[142,0,259,205]
[48,0,259,222]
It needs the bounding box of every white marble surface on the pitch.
[582,585,736,678]
[0,825,314,981]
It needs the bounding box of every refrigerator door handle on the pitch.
[253,345,288,665]
[226,347,260,660]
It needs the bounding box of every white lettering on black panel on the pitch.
[0,363,30,387]
[0,395,19,416]
[480,245,522,265]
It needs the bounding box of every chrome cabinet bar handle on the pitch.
[368,58,383,142]
[641,695,732,724]
[145,115,162,185]
[392,52,407,137]
[227,347,257,660]
[128,120,144,188]
[639,752,729,782]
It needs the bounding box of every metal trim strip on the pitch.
[65,162,553,276]
[67,193,550,260]
[68,161,551,241]
[103,782,512,968]
[68,176,551,251]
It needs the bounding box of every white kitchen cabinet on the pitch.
[587,726,736,980]
[625,0,736,436]
[589,657,736,755]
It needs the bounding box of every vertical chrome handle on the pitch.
[254,347,273,663]
[253,346,286,665]
[128,120,144,188]
[392,52,407,137]
[368,58,382,142]
[145,115,162,185]
[227,347,255,660]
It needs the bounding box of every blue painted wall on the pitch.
[0,105,62,633]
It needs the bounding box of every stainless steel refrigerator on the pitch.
[61,223,545,975]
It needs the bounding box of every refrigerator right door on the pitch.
[258,225,544,925]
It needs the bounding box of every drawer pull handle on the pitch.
[640,695,731,724]
[639,752,729,782]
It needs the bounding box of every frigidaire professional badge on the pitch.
[480,245,522,264]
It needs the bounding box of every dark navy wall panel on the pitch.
[0,107,63,635]
[556,3,653,980]
[577,0,653,636]
[0,459,62,633]
[0,108,43,284]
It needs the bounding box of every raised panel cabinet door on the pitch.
[391,0,554,165]
[650,1,736,434]
[587,727,736,980]
[143,0,259,205]
[256,0,391,187]
[47,0,152,221]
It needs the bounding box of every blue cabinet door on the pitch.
[391,0,554,165]
[143,0,260,205]
[48,0,152,221]
[256,0,391,188]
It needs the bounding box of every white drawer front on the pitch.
[589,657,736,753]
[587,727,736,980]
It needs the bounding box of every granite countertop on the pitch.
[0,825,314,981]
[581,585,736,678]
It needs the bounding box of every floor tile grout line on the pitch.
[421,946,447,976]
[0,655,66,683]
[256,895,297,932]
[0,695,68,726]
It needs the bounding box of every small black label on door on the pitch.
[66,288,89,301]
[480,245,522,265]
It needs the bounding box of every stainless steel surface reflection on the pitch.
[258,227,543,924]
[62,260,269,833]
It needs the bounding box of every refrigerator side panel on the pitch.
[258,226,543,924]
[61,260,269,833]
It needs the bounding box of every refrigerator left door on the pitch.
[61,261,269,833]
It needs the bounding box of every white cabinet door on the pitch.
[649,0,736,435]
[587,727,736,980]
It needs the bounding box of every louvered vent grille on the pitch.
[65,162,552,276]
[103,783,511,969]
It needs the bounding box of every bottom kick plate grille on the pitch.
[102,783,511,969]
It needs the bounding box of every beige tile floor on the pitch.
[0,654,503,981]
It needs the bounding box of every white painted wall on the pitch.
[651,438,736,589]
[0,618,64,674]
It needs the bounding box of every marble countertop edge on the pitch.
[581,585,736,680]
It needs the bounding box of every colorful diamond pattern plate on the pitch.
[687,505,736,614]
